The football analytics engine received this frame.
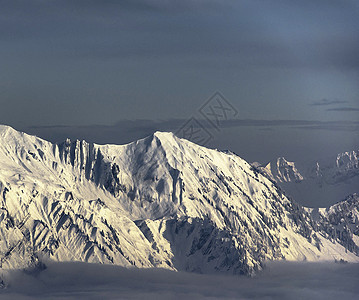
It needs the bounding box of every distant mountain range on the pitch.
[253,151,359,207]
[0,125,358,279]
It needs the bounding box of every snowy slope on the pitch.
[306,193,359,256]
[0,125,358,276]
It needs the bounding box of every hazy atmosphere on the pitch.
[1,1,358,164]
[1,262,359,300]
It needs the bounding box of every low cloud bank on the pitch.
[1,261,359,299]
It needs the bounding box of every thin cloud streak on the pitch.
[27,118,359,132]
[310,99,348,106]
[327,107,359,112]
[17,118,359,152]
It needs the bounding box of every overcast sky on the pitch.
[0,0,359,172]
[0,0,358,127]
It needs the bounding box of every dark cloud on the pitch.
[1,0,358,70]
[1,261,359,299]
[0,0,227,18]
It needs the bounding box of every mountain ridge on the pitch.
[0,125,358,278]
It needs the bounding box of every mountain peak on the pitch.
[0,124,16,135]
[258,157,304,183]
[153,131,175,138]
[141,131,182,153]
[152,131,177,143]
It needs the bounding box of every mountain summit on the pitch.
[0,126,358,276]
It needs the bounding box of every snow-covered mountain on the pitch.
[0,125,358,278]
[306,193,359,257]
[314,150,359,184]
[253,157,304,183]
[254,151,359,207]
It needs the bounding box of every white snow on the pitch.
[0,125,358,276]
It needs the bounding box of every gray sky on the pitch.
[1,0,358,127]
[1,0,359,175]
